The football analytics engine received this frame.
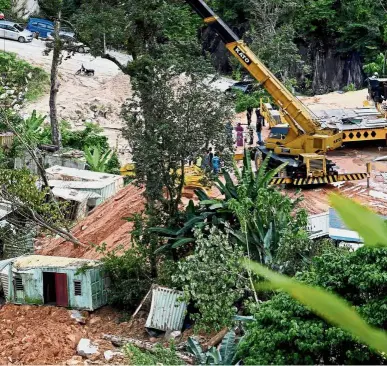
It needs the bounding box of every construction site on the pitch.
[0,0,387,363]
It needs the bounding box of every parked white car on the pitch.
[0,21,33,43]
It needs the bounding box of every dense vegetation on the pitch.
[238,247,387,364]
[208,0,387,89]
[68,0,387,96]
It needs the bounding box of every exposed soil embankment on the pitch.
[37,184,145,259]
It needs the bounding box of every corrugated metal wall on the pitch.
[0,273,9,298]
[307,212,329,239]
[146,287,187,331]
[90,268,108,310]
[67,181,118,205]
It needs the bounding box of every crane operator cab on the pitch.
[268,124,289,141]
[367,76,387,115]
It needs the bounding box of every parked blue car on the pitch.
[26,18,54,38]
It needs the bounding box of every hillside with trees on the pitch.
[61,0,387,93]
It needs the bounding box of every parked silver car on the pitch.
[46,31,89,53]
[0,21,33,43]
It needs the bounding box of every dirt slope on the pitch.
[0,303,146,365]
[37,184,145,259]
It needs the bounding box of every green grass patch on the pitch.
[25,67,50,101]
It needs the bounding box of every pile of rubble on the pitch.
[0,304,132,365]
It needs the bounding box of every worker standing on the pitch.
[254,147,262,171]
[212,152,220,174]
[235,123,244,147]
[256,108,264,127]
[256,119,263,144]
[201,149,211,171]
[247,107,253,125]
[248,121,254,145]
[208,147,214,170]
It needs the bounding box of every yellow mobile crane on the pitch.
[368,77,387,116]
[185,0,368,185]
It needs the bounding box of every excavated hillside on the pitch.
[37,184,144,259]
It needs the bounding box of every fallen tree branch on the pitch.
[102,334,195,364]
[203,327,229,351]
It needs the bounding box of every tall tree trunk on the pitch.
[49,12,62,148]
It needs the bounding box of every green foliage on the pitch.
[150,190,232,255]
[38,0,77,19]
[364,52,387,76]
[0,52,49,103]
[239,247,387,364]
[73,0,127,57]
[74,0,200,61]
[0,168,69,229]
[97,245,151,311]
[32,120,121,174]
[15,111,46,146]
[152,151,314,276]
[124,342,181,365]
[234,89,266,113]
[222,151,313,274]
[84,145,113,173]
[173,226,250,331]
[0,0,11,10]
[187,331,238,365]
[342,83,357,92]
[123,63,234,223]
[44,121,108,150]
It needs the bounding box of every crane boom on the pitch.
[185,0,319,135]
[182,0,374,187]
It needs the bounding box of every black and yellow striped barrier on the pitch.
[269,173,368,186]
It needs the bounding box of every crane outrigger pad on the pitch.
[270,173,368,186]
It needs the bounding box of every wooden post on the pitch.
[366,162,371,188]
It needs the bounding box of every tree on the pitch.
[237,247,387,365]
[0,168,85,246]
[364,52,387,76]
[73,0,201,70]
[173,226,250,331]
[122,65,234,224]
[38,0,65,147]
[245,0,308,83]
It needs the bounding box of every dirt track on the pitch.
[2,38,133,164]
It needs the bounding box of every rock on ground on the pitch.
[77,339,99,357]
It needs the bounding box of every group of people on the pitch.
[201,147,221,174]
[235,107,265,147]
[193,107,266,175]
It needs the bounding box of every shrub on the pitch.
[343,83,356,92]
[39,121,121,174]
[0,52,49,102]
[98,246,152,311]
[173,226,250,331]
[237,247,387,365]
[234,89,266,113]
